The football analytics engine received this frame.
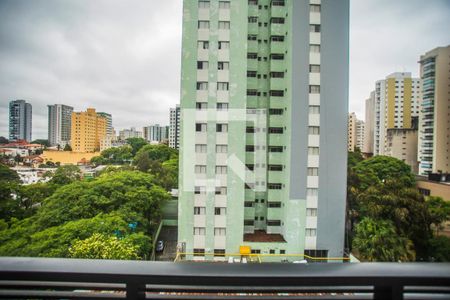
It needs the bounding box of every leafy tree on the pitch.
[98,146,133,165]
[135,150,152,172]
[353,156,415,190]
[426,196,450,235]
[48,165,82,185]
[0,136,8,144]
[0,163,20,182]
[31,139,49,147]
[16,183,54,217]
[63,144,72,151]
[135,144,178,162]
[352,217,415,262]
[0,170,169,258]
[69,233,140,260]
[428,236,450,262]
[126,138,148,156]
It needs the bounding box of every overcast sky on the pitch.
[0,0,449,140]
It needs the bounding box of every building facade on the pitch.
[48,104,73,147]
[363,91,375,154]
[385,127,418,174]
[169,105,181,149]
[9,100,32,142]
[348,112,356,152]
[373,72,420,156]
[356,119,365,151]
[70,108,107,153]
[178,0,349,261]
[97,112,113,136]
[143,124,169,143]
[418,46,450,175]
[118,127,143,140]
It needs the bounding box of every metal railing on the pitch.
[0,257,449,300]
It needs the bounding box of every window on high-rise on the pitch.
[195,165,207,174]
[216,144,228,153]
[198,21,210,29]
[310,4,321,12]
[269,90,284,96]
[306,228,317,237]
[216,123,228,132]
[214,208,227,215]
[271,35,284,42]
[268,146,283,152]
[218,41,230,49]
[270,72,284,78]
[215,166,227,174]
[216,103,228,111]
[307,208,318,216]
[270,17,285,24]
[218,1,230,9]
[268,164,283,171]
[248,16,258,23]
[218,61,229,70]
[309,64,320,73]
[215,186,227,195]
[247,53,258,59]
[196,102,207,110]
[247,71,257,77]
[248,34,257,41]
[195,123,207,132]
[197,61,209,69]
[196,82,208,90]
[307,167,319,176]
[310,44,320,53]
[309,85,320,93]
[308,147,320,155]
[218,21,230,30]
[217,82,229,91]
[267,220,281,226]
[268,183,282,190]
[269,108,284,115]
[194,207,206,215]
[193,227,206,235]
[308,126,320,135]
[309,106,320,114]
[310,24,321,32]
[272,0,285,6]
[270,53,284,60]
[198,1,210,8]
[198,41,209,49]
[195,144,207,153]
[269,127,283,134]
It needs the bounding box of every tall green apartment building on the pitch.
[178,0,349,261]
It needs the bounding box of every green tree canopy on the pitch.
[352,217,415,262]
[48,165,82,185]
[63,144,72,151]
[69,233,141,260]
[428,236,450,262]
[0,170,169,258]
[0,163,20,182]
[353,156,415,190]
[126,138,148,156]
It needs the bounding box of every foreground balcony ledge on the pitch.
[0,257,450,299]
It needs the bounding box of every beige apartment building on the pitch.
[348,112,364,152]
[363,91,375,154]
[385,128,418,174]
[418,46,450,175]
[71,108,107,153]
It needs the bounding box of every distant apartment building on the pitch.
[418,46,450,175]
[373,72,420,156]
[143,124,169,143]
[348,113,364,152]
[97,112,113,136]
[348,113,356,151]
[118,127,143,140]
[385,117,419,173]
[48,104,73,147]
[9,100,32,142]
[178,0,349,261]
[356,119,365,151]
[363,91,375,154]
[71,108,107,153]
[169,105,181,149]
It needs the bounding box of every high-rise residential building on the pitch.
[373,72,421,156]
[143,124,169,143]
[348,112,356,152]
[70,108,107,153]
[48,104,73,147]
[9,100,32,142]
[119,127,143,140]
[178,0,349,261]
[356,119,365,151]
[386,124,419,174]
[169,105,181,149]
[97,112,113,136]
[418,46,450,175]
[363,91,375,154]
[348,113,364,152]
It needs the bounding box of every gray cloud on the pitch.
[0,0,182,139]
[1,0,449,139]
[350,0,450,119]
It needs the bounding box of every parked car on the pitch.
[156,240,164,252]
